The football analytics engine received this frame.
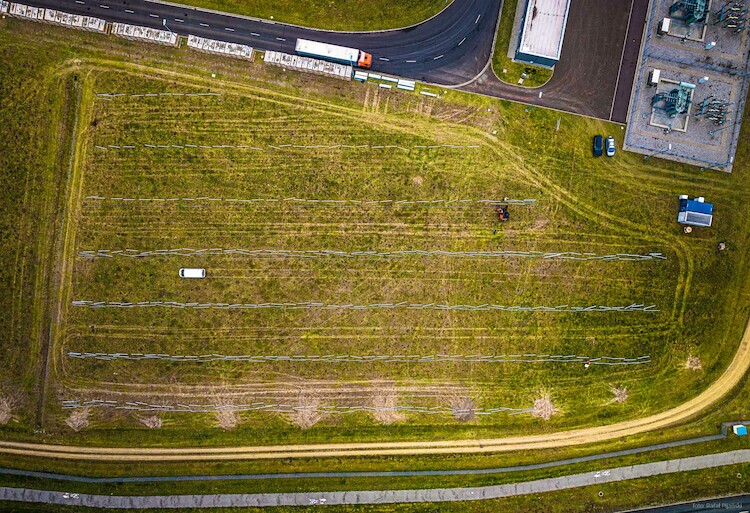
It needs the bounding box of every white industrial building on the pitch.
[515,0,571,68]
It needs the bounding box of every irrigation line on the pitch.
[67,352,652,365]
[92,143,481,152]
[61,399,533,416]
[83,196,538,207]
[95,92,221,98]
[71,300,660,313]
[78,248,666,262]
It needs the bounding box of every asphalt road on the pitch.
[465,0,647,121]
[21,0,499,85]
[18,0,650,121]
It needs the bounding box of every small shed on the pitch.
[677,195,713,227]
[733,425,748,436]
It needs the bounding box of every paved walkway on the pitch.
[3,450,750,508]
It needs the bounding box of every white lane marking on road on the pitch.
[125,9,134,13]
[406,59,416,63]
[458,37,466,46]
[174,18,184,22]
[475,14,481,23]
[75,0,84,4]
[276,37,285,41]
[99,4,109,8]
[251,32,260,36]
[225,27,235,31]
[200,23,209,27]
[149,13,159,17]
[379,57,390,61]
[433,54,444,60]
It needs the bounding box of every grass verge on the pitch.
[161,0,452,31]
[491,0,553,87]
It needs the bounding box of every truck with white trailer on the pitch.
[294,38,372,69]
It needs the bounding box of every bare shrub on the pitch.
[138,415,163,429]
[610,386,628,404]
[686,355,703,371]
[412,175,424,187]
[532,393,558,421]
[289,392,323,430]
[0,396,16,425]
[450,395,476,422]
[65,409,90,432]
[371,385,405,425]
[215,408,239,431]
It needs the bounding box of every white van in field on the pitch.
[179,268,206,278]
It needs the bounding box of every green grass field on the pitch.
[1,17,750,459]
[165,0,451,31]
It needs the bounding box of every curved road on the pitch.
[2,451,750,508]
[22,0,498,86]
[20,0,647,120]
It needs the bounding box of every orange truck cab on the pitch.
[358,51,373,69]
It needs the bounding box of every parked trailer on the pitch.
[8,3,45,20]
[264,50,352,81]
[295,38,372,69]
[110,22,178,46]
[187,34,253,60]
[44,9,106,32]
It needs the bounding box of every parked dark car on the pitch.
[593,135,603,157]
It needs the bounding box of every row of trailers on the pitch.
[1,2,374,80]
[1,2,253,59]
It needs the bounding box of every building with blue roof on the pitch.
[733,425,747,437]
[677,195,713,227]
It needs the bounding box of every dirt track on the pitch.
[2,316,748,461]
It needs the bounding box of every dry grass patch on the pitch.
[449,395,477,422]
[289,390,323,430]
[370,383,405,425]
[65,408,90,432]
[609,386,629,404]
[215,409,239,430]
[138,415,163,429]
[686,355,703,371]
[532,391,558,421]
[0,395,17,425]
